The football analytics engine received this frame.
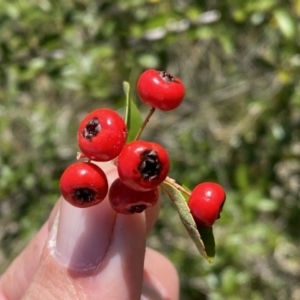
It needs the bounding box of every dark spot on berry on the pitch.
[138,150,162,181]
[74,188,95,204]
[82,117,101,141]
[127,204,148,214]
[159,71,175,83]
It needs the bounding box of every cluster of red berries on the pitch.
[59,69,226,227]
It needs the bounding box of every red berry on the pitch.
[137,69,185,111]
[59,161,108,207]
[109,178,159,214]
[117,140,170,191]
[77,108,127,161]
[188,182,226,227]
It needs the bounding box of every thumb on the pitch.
[23,164,160,300]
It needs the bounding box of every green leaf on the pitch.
[123,81,143,142]
[124,81,131,124]
[197,226,215,258]
[161,181,215,263]
[182,184,191,201]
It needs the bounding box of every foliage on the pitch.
[1,0,300,299]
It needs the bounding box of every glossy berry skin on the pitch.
[59,161,108,208]
[137,69,185,111]
[188,182,226,227]
[109,178,159,214]
[77,108,127,161]
[117,140,170,192]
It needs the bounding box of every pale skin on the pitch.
[0,163,179,300]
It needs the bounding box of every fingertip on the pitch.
[143,248,179,300]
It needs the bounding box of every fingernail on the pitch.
[53,198,116,271]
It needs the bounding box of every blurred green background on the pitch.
[1,0,300,299]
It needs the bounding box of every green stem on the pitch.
[134,107,156,140]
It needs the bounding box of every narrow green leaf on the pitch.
[123,81,143,142]
[182,184,191,201]
[124,81,131,124]
[197,226,215,258]
[161,181,215,263]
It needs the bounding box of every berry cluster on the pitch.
[59,69,226,229]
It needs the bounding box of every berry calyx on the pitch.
[77,108,127,161]
[188,182,226,227]
[59,161,108,207]
[137,69,185,111]
[117,140,170,191]
[109,178,159,214]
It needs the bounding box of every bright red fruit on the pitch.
[109,178,159,214]
[117,140,170,191]
[59,161,108,207]
[77,108,127,161]
[137,69,185,111]
[188,182,226,227]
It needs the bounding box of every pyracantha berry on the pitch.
[59,161,108,207]
[77,108,127,161]
[109,178,159,214]
[117,140,170,191]
[188,182,226,227]
[137,69,185,111]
